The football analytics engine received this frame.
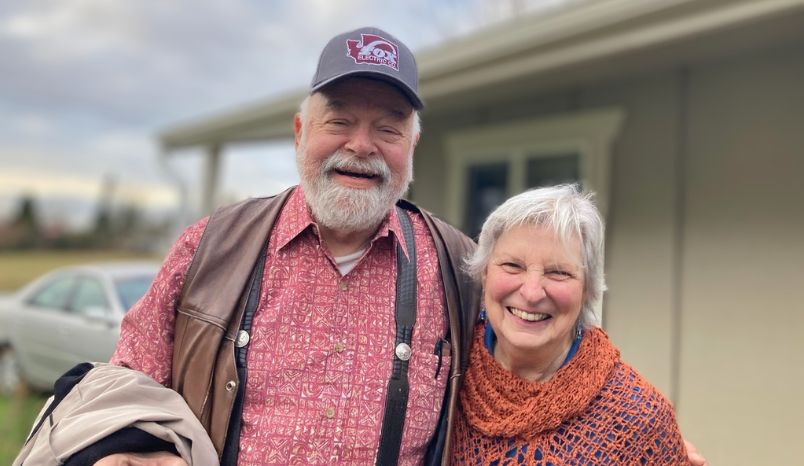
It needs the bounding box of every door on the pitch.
[61,275,120,365]
[14,275,78,388]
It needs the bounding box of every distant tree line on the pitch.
[0,194,172,253]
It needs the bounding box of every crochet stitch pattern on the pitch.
[453,324,690,465]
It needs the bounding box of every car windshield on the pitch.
[114,275,155,310]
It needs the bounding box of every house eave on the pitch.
[158,0,804,151]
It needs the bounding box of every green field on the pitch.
[0,391,48,464]
[0,249,161,291]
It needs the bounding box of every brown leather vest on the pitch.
[172,187,480,464]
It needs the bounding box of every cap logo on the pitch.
[346,33,399,71]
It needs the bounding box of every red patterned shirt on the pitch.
[112,187,450,465]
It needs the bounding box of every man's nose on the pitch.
[343,125,377,157]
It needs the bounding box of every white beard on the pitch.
[297,149,412,233]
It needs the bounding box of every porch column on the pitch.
[202,144,222,214]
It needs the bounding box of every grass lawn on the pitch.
[0,249,161,291]
[0,392,49,464]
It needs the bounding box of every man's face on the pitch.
[294,77,418,233]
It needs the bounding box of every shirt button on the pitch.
[339,281,348,291]
[334,342,345,353]
[324,407,336,418]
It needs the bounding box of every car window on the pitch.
[28,276,76,310]
[115,275,154,310]
[71,277,110,316]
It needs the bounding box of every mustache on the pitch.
[321,151,391,182]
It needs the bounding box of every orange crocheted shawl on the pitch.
[452,323,690,465]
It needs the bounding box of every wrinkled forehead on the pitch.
[312,77,414,119]
[496,222,584,265]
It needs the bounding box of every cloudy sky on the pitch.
[0,0,568,229]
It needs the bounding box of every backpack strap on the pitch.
[376,206,418,466]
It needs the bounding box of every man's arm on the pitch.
[63,428,182,466]
[110,218,208,384]
[93,452,188,466]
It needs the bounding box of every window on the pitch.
[526,153,579,188]
[446,108,624,236]
[115,275,155,310]
[28,277,76,310]
[71,278,110,316]
[465,162,509,238]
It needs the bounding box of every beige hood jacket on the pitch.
[13,363,218,466]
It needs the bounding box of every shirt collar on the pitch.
[274,186,411,259]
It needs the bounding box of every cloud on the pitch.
[0,0,569,228]
[0,0,503,126]
[0,118,163,182]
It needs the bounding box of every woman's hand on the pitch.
[684,439,709,466]
[94,452,188,466]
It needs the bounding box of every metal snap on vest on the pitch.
[395,342,412,361]
[225,380,237,392]
[235,330,250,348]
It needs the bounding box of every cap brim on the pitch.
[311,70,424,110]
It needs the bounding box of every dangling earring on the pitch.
[479,307,487,322]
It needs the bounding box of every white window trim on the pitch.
[445,108,625,229]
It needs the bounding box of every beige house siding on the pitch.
[583,72,682,400]
[413,43,804,465]
[679,43,804,465]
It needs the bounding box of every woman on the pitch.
[453,184,690,465]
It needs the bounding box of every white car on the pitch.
[0,262,158,394]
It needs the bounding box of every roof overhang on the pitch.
[159,0,804,151]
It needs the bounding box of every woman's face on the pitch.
[484,224,585,361]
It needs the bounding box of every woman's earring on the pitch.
[479,308,487,322]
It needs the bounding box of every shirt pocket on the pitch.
[400,340,452,450]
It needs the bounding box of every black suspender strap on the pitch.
[376,206,418,466]
[221,247,267,466]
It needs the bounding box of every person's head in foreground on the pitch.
[454,184,692,465]
[294,27,422,239]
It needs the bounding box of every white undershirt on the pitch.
[333,247,367,275]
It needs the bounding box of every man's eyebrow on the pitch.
[325,100,346,111]
[386,109,408,121]
[324,99,410,120]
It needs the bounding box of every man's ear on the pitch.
[293,113,303,149]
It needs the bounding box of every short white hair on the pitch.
[466,184,606,329]
[299,94,421,138]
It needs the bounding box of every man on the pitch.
[83,27,707,466]
[104,27,478,466]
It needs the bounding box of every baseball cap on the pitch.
[311,27,423,109]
